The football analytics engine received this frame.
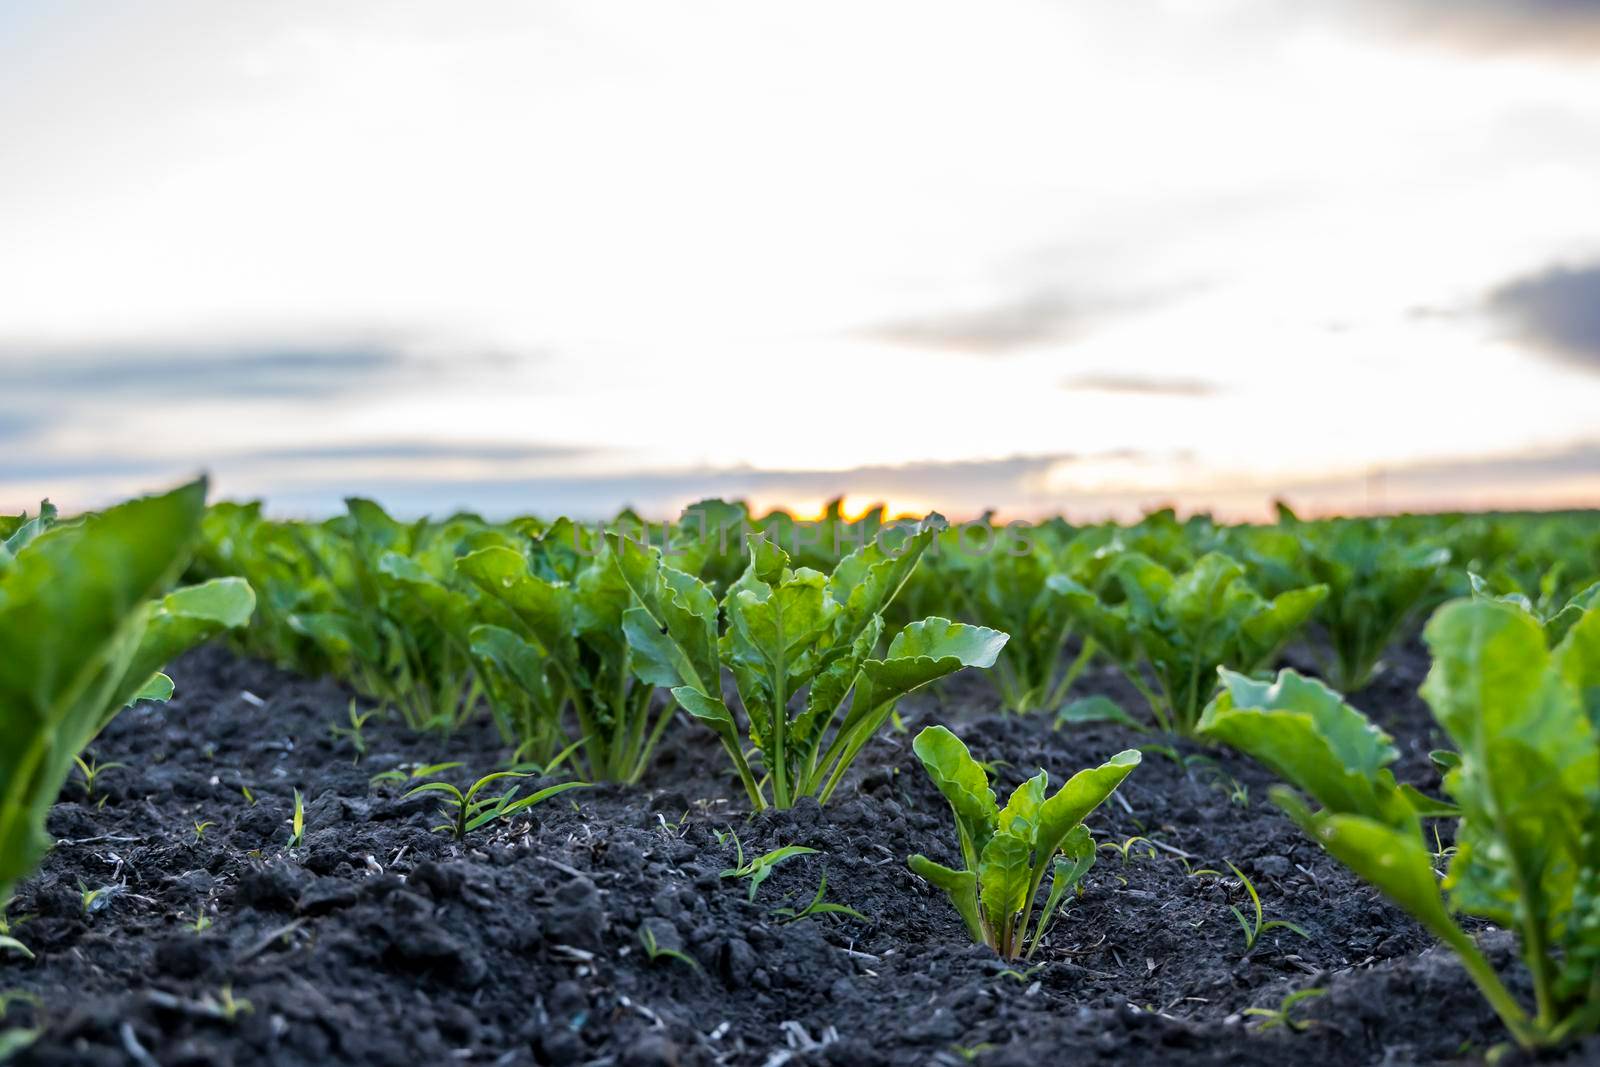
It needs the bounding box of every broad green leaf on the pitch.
[977,829,1033,939]
[998,771,1047,837]
[1055,695,1144,731]
[456,547,572,655]
[0,481,211,905]
[911,725,998,860]
[1033,748,1140,863]
[112,577,256,712]
[469,624,554,702]
[908,854,983,941]
[1423,600,1597,954]
[1274,789,1463,946]
[726,568,836,676]
[1198,667,1408,825]
[1555,605,1600,731]
[670,686,736,730]
[1,500,55,558]
[1424,600,1594,827]
[129,672,175,704]
[859,618,1008,704]
[1241,584,1329,662]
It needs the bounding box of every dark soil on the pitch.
[2,640,1592,1067]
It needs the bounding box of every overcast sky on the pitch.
[3,1,1599,520]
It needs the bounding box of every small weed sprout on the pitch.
[77,881,118,917]
[638,925,701,971]
[0,990,40,1018]
[330,701,379,764]
[405,771,588,842]
[189,908,213,934]
[0,902,30,960]
[717,833,817,902]
[192,820,214,843]
[996,962,1047,983]
[1223,863,1309,954]
[1243,988,1327,1032]
[771,872,866,923]
[1098,836,1159,865]
[286,789,305,849]
[654,810,690,839]
[72,755,125,800]
[369,761,464,790]
[0,990,41,1060]
[240,785,256,806]
[205,984,252,1023]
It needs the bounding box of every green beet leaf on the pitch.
[907,724,1137,960]
[1,481,251,907]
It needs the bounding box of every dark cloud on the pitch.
[1370,0,1600,54]
[223,441,594,466]
[1487,261,1600,369]
[1061,374,1218,398]
[0,335,529,402]
[0,440,597,495]
[859,292,1097,356]
[0,342,403,400]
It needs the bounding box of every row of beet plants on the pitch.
[8,485,1599,1053]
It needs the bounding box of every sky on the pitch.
[2,0,1599,521]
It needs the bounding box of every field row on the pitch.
[2,481,1597,1058]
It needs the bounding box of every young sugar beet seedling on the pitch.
[610,521,1008,809]
[1064,551,1325,735]
[908,725,1140,960]
[406,771,589,842]
[1197,600,1600,1051]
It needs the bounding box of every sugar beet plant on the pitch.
[1068,551,1326,734]
[1469,570,1600,646]
[284,500,496,731]
[1289,518,1451,692]
[908,725,1139,959]
[1199,599,1600,1050]
[456,519,675,783]
[943,532,1099,715]
[0,481,254,906]
[611,521,1008,808]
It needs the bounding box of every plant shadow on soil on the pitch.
[2,639,1594,1067]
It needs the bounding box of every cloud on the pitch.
[0,439,596,492]
[1366,0,1600,54]
[1061,374,1218,397]
[1264,439,1600,514]
[0,410,37,443]
[0,341,406,400]
[859,292,1100,356]
[223,441,594,467]
[0,334,528,403]
[1486,261,1600,369]
[244,453,1082,520]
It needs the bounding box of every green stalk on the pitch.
[1123,670,1170,734]
[1436,924,1538,1049]
[768,649,791,809]
[1045,639,1096,709]
[723,732,765,810]
[626,692,676,785]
